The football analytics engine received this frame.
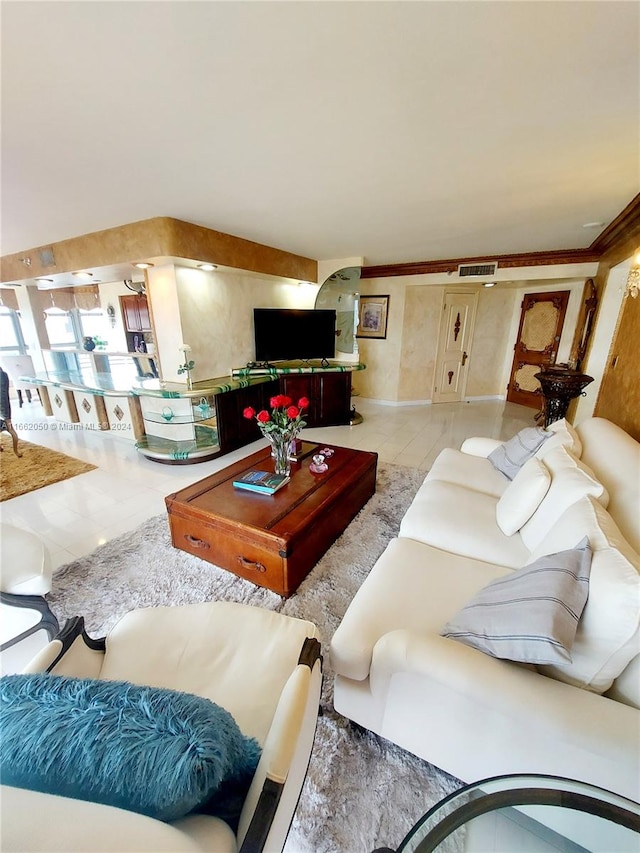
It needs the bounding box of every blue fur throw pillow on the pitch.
[0,673,261,823]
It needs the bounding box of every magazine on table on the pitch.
[233,470,290,494]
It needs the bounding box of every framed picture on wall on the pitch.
[357,295,389,339]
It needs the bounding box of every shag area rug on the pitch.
[49,461,462,852]
[0,435,96,501]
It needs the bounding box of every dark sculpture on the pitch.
[0,367,22,456]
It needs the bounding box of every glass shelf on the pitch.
[135,425,220,464]
[143,409,217,425]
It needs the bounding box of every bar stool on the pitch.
[0,523,59,674]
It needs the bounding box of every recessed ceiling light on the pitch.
[72,271,93,279]
[198,263,217,271]
[134,262,154,269]
[582,221,604,229]
[483,282,496,288]
[35,277,54,283]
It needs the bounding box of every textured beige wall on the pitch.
[466,288,518,397]
[360,279,516,402]
[398,286,443,401]
[355,279,406,401]
[149,264,585,401]
[594,283,640,440]
[175,267,319,382]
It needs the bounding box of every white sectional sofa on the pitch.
[330,417,640,803]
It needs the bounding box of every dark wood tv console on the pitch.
[134,361,365,463]
[229,360,362,430]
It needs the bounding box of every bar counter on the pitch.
[20,359,365,464]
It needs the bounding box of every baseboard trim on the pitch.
[463,395,506,402]
[358,395,507,407]
[358,398,432,407]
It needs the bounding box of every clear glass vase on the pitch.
[268,434,292,477]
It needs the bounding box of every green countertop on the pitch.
[22,360,365,399]
[230,360,365,377]
[21,370,276,398]
[23,369,147,396]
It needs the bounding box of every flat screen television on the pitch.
[254,308,336,363]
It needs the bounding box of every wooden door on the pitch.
[432,292,478,404]
[507,291,570,409]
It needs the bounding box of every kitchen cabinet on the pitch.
[120,295,152,333]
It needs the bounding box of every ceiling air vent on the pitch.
[457,262,498,278]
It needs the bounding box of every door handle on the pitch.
[461,351,468,366]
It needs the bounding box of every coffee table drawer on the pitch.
[168,515,285,591]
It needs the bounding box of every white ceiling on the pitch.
[2,1,638,267]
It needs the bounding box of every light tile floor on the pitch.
[1,396,535,572]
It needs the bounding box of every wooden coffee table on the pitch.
[165,442,378,597]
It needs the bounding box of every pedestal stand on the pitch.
[534,366,594,428]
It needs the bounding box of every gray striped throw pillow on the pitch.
[488,426,550,480]
[441,538,592,664]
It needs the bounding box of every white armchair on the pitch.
[1,601,322,853]
[0,524,58,674]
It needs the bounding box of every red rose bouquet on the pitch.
[243,395,309,475]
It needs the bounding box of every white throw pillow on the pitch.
[441,538,592,664]
[535,418,582,459]
[496,457,551,536]
[526,496,640,693]
[519,446,610,551]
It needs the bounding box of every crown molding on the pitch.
[589,193,640,265]
[361,248,600,279]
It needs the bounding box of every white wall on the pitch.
[14,286,47,372]
[146,265,185,383]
